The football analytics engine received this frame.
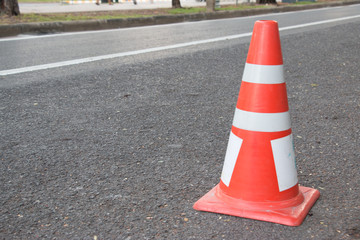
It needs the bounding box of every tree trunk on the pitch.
[172,0,181,8]
[206,0,215,12]
[0,0,20,16]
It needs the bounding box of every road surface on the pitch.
[1,4,359,239]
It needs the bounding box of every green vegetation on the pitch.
[293,1,318,4]
[19,13,147,22]
[166,7,205,14]
[0,8,155,24]
[19,0,59,3]
[220,4,271,11]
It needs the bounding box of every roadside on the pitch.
[0,0,359,37]
[0,2,270,25]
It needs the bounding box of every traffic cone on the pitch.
[193,20,320,226]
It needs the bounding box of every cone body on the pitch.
[193,20,320,226]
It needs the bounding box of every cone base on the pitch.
[193,185,320,226]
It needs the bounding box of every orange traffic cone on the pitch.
[193,20,320,226]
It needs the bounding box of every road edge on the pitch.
[1,0,359,38]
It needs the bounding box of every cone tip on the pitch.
[247,20,283,65]
[255,20,278,25]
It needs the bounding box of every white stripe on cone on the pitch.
[242,63,285,84]
[232,109,291,133]
[221,131,243,187]
[220,132,298,191]
[271,134,298,191]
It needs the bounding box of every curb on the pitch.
[1,0,359,37]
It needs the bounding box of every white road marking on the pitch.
[0,32,252,76]
[0,14,359,76]
[2,4,358,43]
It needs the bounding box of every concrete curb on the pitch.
[1,0,359,37]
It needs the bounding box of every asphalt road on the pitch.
[1,5,360,239]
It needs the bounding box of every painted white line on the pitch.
[1,14,359,76]
[279,14,360,31]
[2,4,358,43]
[0,19,247,43]
[0,18,251,43]
[0,11,292,42]
[0,32,251,76]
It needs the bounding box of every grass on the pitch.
[19,0,59,3]
[220,4,271,11]
[19,13,148,22]
[0,7,159,24]
[166,7,206,14]
[293,1,318,4]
